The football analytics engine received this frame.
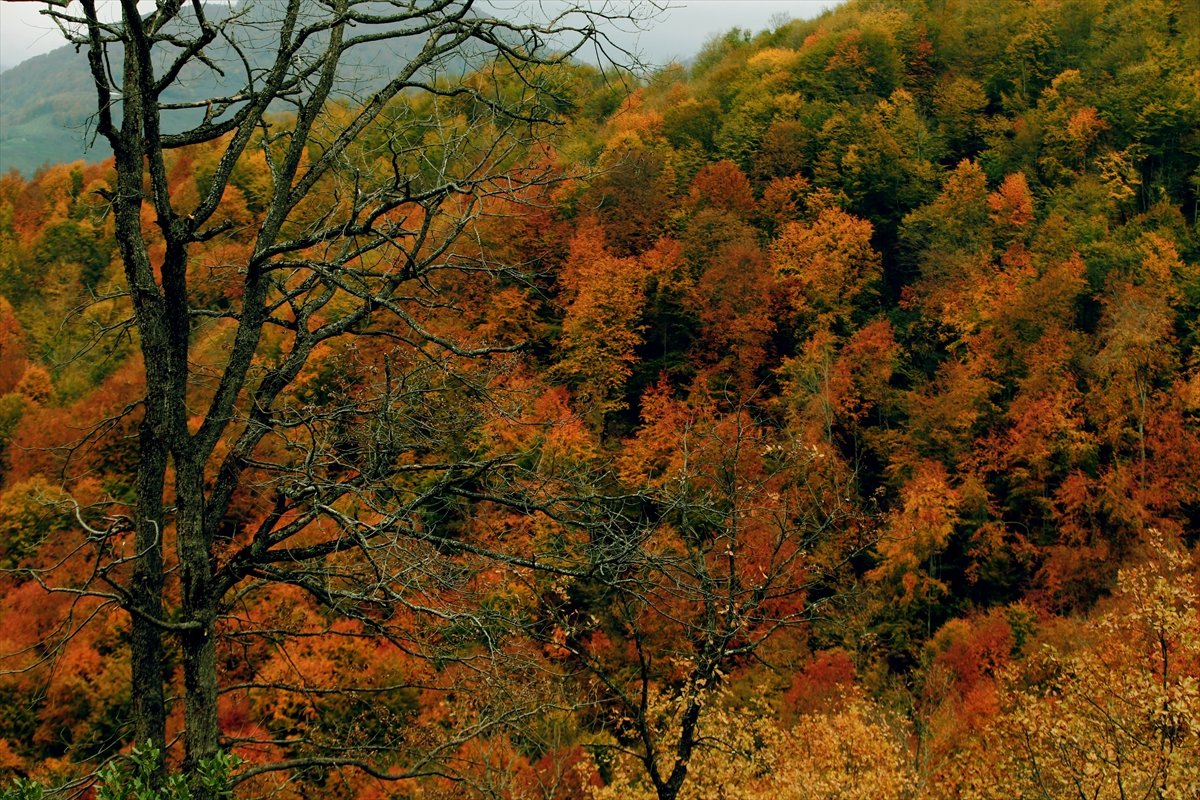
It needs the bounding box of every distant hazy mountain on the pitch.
[0,44,103,175]
[0,3,452,176]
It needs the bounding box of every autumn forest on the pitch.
[0,0,1197,798]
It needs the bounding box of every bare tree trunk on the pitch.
[177,464,220,795]
[21,0,661,791]
[110,24,174,778]
[657,694,702,800]
[131,421,167,781]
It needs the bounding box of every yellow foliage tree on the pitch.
[555,219,647,424]
[939,532,1200,799]
[589,691,915,800]
[771,202,880,328]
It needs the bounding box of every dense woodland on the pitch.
[0,0,1198,797]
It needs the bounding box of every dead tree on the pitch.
[1,1,656,795]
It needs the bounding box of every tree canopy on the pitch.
[1,0,1198,798]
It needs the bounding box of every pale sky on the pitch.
[0,1,840,71]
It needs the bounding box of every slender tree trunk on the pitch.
[130,419,167,780]
[181,624,220,795]
[109,25,176,779]
[657,694,702,800]
[176,463,220,797]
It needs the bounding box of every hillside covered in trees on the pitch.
[0,0,1198,798]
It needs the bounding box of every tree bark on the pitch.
[176,462,220,796]
[109,12,176,780]
[130,419,167,781]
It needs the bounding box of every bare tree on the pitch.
[0,1,656,795]
[523,393,871,800]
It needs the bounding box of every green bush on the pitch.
[1,742,241,800]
